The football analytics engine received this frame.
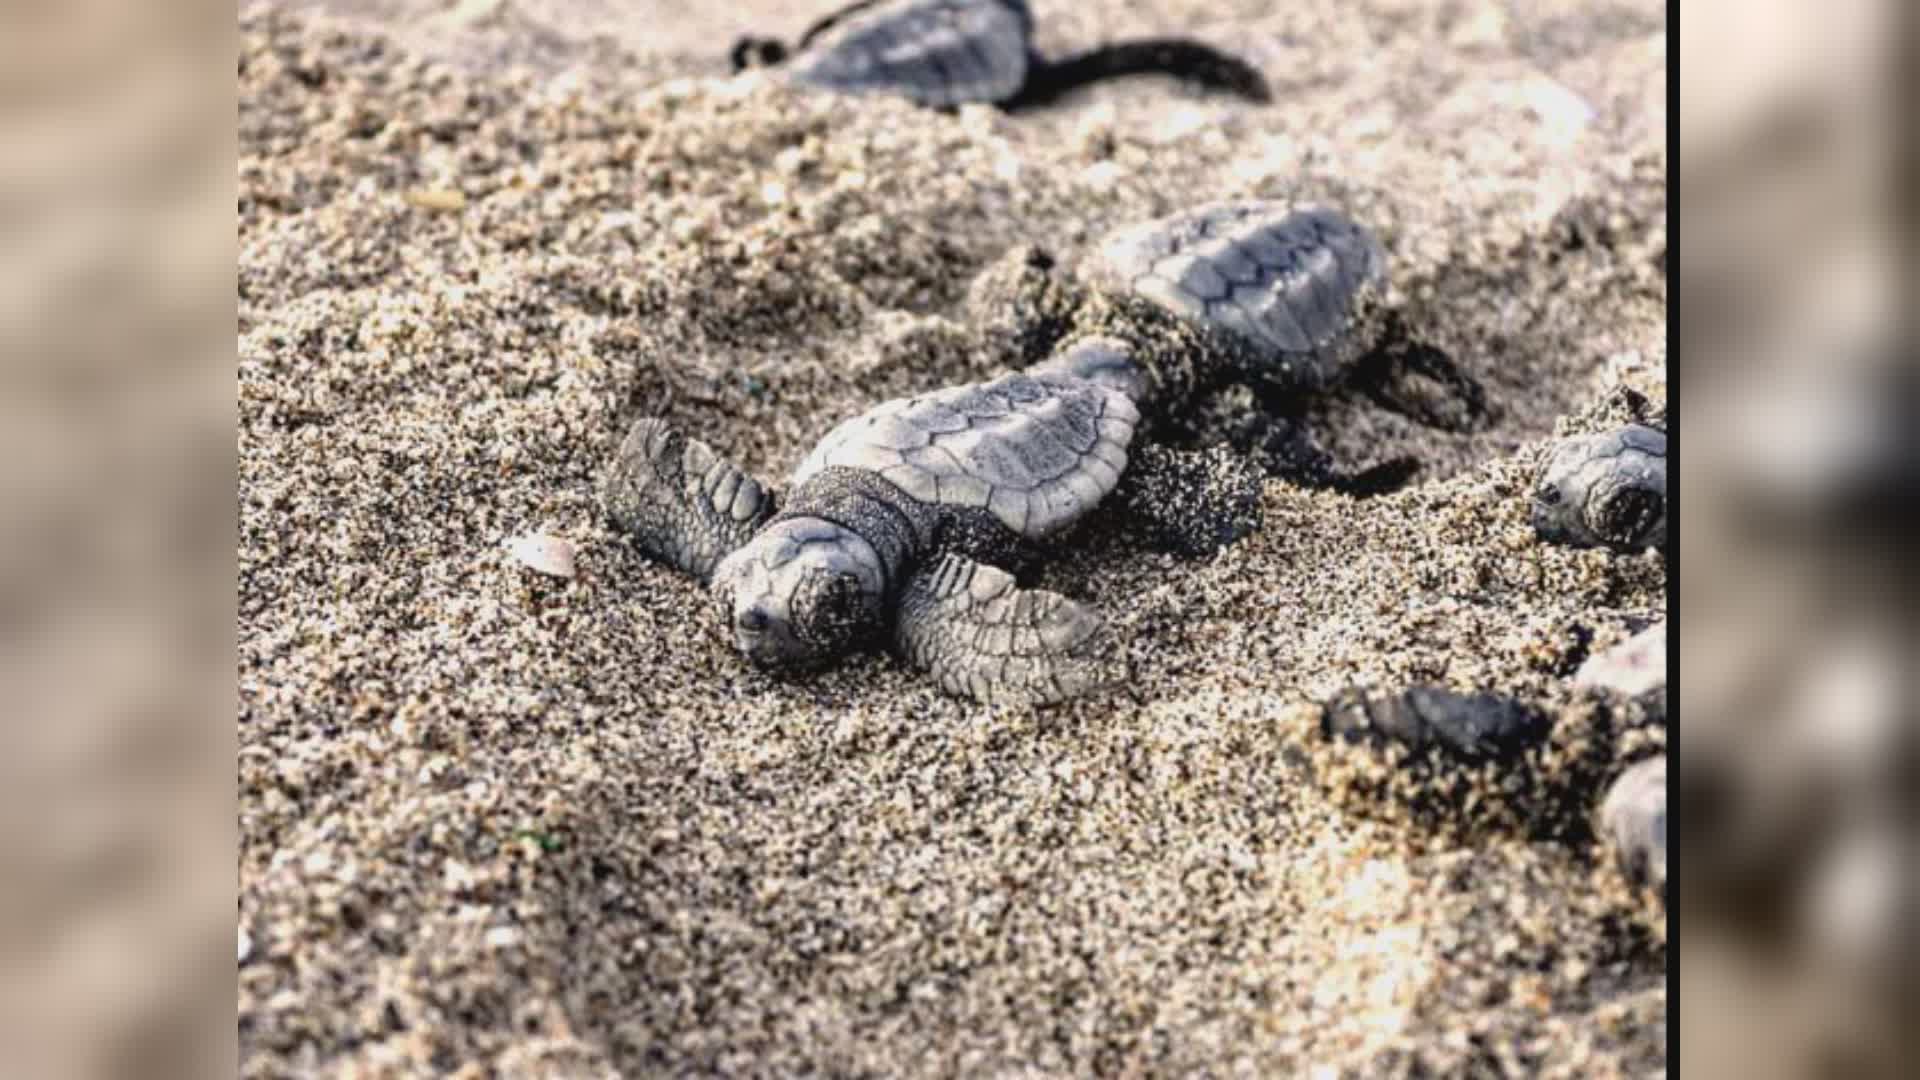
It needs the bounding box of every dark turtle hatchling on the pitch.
[1321,685,1554,765]
[600,207,1411,705]
[1318,621,1669,906]
[1532,423,1668,552]
[971,200,1478,492]
[730,0,1270,111]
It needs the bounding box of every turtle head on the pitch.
[1531,428,1668,551]
[967,243,1083,365]
[709,517,887,669]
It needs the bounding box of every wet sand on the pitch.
[238,1,1667,1073]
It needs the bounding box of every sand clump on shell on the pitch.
[239,2,1667,1075]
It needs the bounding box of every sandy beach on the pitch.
[239,0,1667,1073]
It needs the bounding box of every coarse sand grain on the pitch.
[239,1,1667,1074]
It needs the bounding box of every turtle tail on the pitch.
[1005,39,1271,110]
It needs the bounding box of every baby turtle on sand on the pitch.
[604,379,1255,706]
[1320,621,1670,906]
[1319,682,1666,899]
[1321,686,1553,766]
[730,0,1269,111]
[601,207,1405,706]
[971,199,1478,492]
[1532,423,1668,551]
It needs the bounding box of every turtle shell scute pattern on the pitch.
[792,371,1139,538]
[788,0,1033,108]
[1088,201,1387,358]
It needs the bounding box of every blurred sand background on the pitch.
[238,0,1669,1075]
[1678,1,1916,1077]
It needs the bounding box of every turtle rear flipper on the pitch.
[894,553,1110,706]
[602,418,776,584]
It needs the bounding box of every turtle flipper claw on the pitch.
[602,418,776,584]
[894,553,1108,707]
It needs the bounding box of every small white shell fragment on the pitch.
[442,0,504,27]
[1078,160,1125,192]
[238,925,254,964]
[403,187,467,212]
[1153,104,1211,145]
[507,532,577,578]
[1520,75,1595,148]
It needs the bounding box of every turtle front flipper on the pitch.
[894,553,1109,706]
[602,418,776,584]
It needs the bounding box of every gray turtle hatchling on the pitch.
[601,206,1400,706]
[1532,423,1668,551]
[979,200,1390,391]
[730,0,1270,112]
[972,199,1465,491]
[1318,620,1670,907]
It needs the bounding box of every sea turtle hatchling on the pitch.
[971,199,1485,491]
[1532,423,1668,552]
[1318,620,1670,907]
[730,0,1270,111]
[601,206,1402,705]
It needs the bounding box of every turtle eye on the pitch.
[736,606,770,634]
[1535,484,1562,506]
